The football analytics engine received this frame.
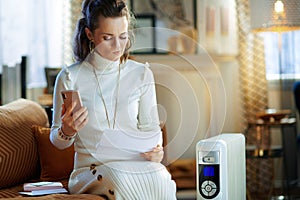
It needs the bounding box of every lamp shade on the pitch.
[250,0,300,32]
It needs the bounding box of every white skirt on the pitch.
[68,160,177,200]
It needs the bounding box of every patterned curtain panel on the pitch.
[62,0,83,66]
[235,0,273,199]
[62,0,73,66]
[236,1,268,126]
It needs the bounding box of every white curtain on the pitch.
[0,0,66,88]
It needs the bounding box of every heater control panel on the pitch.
[198,151,220,199]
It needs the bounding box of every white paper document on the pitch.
[94,129,161,161]
[23,181,63,191]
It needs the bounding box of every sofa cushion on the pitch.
[0,99,49,189]
[32,125,74,181]
[0,182,24,198]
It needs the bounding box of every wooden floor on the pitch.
[271,186,300,200]
[248,185,300,200]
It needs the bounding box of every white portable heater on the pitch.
[196,133,246,200]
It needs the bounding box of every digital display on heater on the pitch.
[203,166,215,177]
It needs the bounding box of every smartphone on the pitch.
[61,90,83,113]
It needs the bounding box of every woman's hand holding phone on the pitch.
[60,90,89,136]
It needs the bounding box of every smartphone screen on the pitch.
[61,90,83,113]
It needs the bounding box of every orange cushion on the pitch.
[32,125,74,181]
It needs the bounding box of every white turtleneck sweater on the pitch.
[50,52,177,200]
[50,52,162,164]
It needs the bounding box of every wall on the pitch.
[134,54,241,161]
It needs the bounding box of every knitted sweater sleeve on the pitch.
[50,67,75,150]
[137,63,162,146]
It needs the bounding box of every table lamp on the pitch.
[250,0,300,32]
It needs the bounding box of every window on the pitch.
[0,0,68,87]
[262,31,300,80]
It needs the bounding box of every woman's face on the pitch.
[86,15,129,61]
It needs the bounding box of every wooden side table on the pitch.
[245,117,298,198]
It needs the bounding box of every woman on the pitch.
[50,0,177,199]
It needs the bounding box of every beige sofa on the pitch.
[0,99,103,199]
[0,98,196,199]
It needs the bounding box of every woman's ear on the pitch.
[85,27,93,41]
